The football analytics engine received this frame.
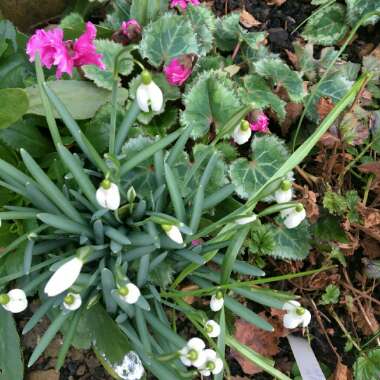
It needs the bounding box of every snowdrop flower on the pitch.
[114,351,145,380]
[179,338,206,368]
[205,320,221,338]
[96,179,121,210]
[233,120,251,145]
[162,224,183,244]
[282,204,306,229]
[199,349,224,376]
[45,257,83,297]
[282,300,311,329]
[63,292,82,311]
[236,213,257,225]
[275,180,293,204]
[210,291,224,312]
[136,71,163,113]
[118,283,141,304]
[0,289,28,313]
[164,57,192,86]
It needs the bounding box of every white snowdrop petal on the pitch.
[236,214,257,225]
[44,257,83,297]
[106,183,121,210]
[282,300,300,310]
[63,293,82,311]
[200,369,211,376]
[192,350,207,368]
[3,289,28,313]
[206,320,221,338]
[96,187,108,208]
[136,84,150,112]
[125,283,141,304]
[148,81,163,112]
[302,309,312,327]
[114,351,145,380]
[283,312,304,329]
[284,208,306,229]
[275,188,293,203]
[187,337,205,351]
[210,295,224,311]
[233,125,251,145]
[166,225,183,244]
[213,358,224,374]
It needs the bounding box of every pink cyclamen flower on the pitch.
[120,19,142,43]
[164,58,192,86]
[170,0,200,10]
[250,113,270,133]
[72,22,105,70]
[26,28,73,78]
[27,22,104,78]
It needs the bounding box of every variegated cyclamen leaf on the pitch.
[229,135,289,200]
[253,58,306,103]
[185,5,216,56]
[306,73,353,122]
[241,74,287,121]
[181,71,242,139]
[346,0,380,26]
[215,12,241,51]
[130,0,168,26]
[311,0,332,4]
[267,217,311,260]
[83,40,134,90]
[139,12,199,67]
[302,3,348,46]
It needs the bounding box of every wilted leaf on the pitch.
[317,96,335,121]
[332,361,351,380]
[240,10,261,28]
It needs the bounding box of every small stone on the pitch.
[76,364,86,376]
[27,369,59,380]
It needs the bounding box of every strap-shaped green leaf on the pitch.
[20,149,84,224]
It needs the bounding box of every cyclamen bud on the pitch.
[113,19,142,45]
[233,120,251,145]
[136,71,164,113]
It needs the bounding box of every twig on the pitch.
[340,281,380,307]
[309,298,342,361]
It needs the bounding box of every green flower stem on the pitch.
[34,55,62,147]
[109,76,119,155]
[165,265,336,298]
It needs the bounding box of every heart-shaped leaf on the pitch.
[0,88,29,129]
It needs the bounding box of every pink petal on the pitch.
[163,58,192,86]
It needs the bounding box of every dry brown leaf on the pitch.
[317,97,335,121]
[180,284,199,305]
[240,10,261,28]
[319,132,340,148]
[330,361,352,380]
[353,304,379,336]
[27,370,60,380]
[361,236,380,259]
[231,311,288,375]
[301,189,320,223]
[266,0,287,5]
[285,49,299,69]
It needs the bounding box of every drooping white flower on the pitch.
[210,291,224,312]
[179,337,206,368]
[274,180,293,204]
[45,257,83,297]
[0,289,28,313]
[205,320,221,338]
[199,349,224,376]
[96,179,120,210]
[114,351,145,380]
[63,292,82,311]
[282,205,306,229]
[136,70,163,113]
[282,300,311,329]
[236,214,257,225]
[118,283,141,304]
[162,224,183,244]
[233,120,251,145]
